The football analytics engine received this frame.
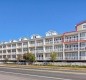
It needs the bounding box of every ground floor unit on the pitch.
[0,51,86,62]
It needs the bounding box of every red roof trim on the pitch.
[63,31,77,35]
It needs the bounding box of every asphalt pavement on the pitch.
[0,67,86,80]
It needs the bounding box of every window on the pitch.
[12,55,16,58]
[83,25,86,29]
[3,50,6,53]
[7,50,11,53]
[3,45,6,48]
[0,46,2,48]
[23,48,28,51]
[0,51,2,53]
[12,49,16,52]
[12,44,16,47]
[80,33,85,37]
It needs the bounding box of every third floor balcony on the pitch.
[64,47,78,52]
[65,38,78,42]
[80,47,86,51]
[36,43,43,46]
[45,49,53,53]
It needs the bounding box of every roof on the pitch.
[75,20,86,27]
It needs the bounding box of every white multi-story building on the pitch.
[0,21,86,61]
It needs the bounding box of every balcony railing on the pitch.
[36,57,43,60]
[45,49,53,52]
[36,50,44,53]
[54,40,62,43]
[30,51,35,53]
[80,47,86,50]
[54,49,63,52]
[36,43,43,46]
[80,37,86,40]
[65,38,78,42]
[16,46,22,48]
[23,45,28,48]
[65,57,78,60]
[45,42,53,45]
[64,47,78,51]
[29,44,35,47]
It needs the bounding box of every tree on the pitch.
[23,52,35,64]
[50,52,57,62]
[4,56,9,64]
[16,54,23,63]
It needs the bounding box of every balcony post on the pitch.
[78,33,80,60]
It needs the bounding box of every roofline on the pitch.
[75,20,86,31]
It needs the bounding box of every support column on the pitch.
[35,40,37,60]
[78,33,80,60]
[11,44,12,60]
[2,47,3,60]
[43,38,46,60]
[28,41,30,53]
[16,43,17,60]
[63,35,65,60]
[63,43,65,60]
[53,37,54,52]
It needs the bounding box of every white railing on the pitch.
[36,57,43,60]
[45,42,53,44]
[80,47,86,50]
[80,37,86,40]
[23,45,28,48]
[30,44,35,47]
[54,40,62,43]
[30,51,35,53]
[36,50,44,53]
[54,49,63,52]
[36,43,43,46]
[45,49,53,52]
[65,57,78,60]
[16,46,22,48]
[7,47,11,49]
[65,38,78,42]
[64,47,78,51]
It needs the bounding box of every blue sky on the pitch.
[0,0,86,41]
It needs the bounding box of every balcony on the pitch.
[23,45,28,48]
[36,57,43,60]
[45,42,53,45]
[11,52,16,54]
[30,50,35,53]
[16,46,22,48]
[80,37,86,40]
[36,50,44,53]
[11,46,16,49]
[2,47,7,50]
[54,49,63,52]
[36,43,43,46]
[45,49,53,53]
[29,44,35,47]
[54,40,62,44]
[65,38,78,42]
[80,47,86,51]
[80,56,86,60]
[7,47,11,49]
[64,47,78,52]
[0,48,2,50]
[65,57,78,60]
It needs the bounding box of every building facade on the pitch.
[0,21,86,61]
